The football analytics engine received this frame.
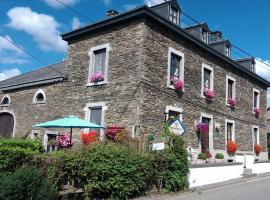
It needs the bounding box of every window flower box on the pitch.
[227,140,238,156]
[228,98,236,108]
[171,77,184,92]
[203,88,215,100]
[253,107,261,117]
[90,72,104,83]
[254,144,262,155]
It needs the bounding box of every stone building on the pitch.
[0,0,269,159]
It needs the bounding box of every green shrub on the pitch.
[0,166,57,200]
[0,138,44,153]
[197,153,206,160]
[151,135,189,192]
[215,153,224,159]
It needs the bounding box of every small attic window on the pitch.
[0,95,10,106]
[169,6,179,25]
[202,29,208,44]
[225,45,231,57]
[33,89,46,104]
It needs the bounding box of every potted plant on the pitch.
[253,108,261,118]
[203,88,215,100]
[171,77,184,93]
[228,98,236,108]
[215,152,224,163]
[254,144,262,156]
[90,71,104,83]
[197,122,209,134]
[205,151,212,163]
[196,152,206,164]
[227,140,238,162]
[81,132,97,145]
[105,125,123,141]
[56,133,73,149]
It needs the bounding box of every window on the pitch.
[226,75,236,105]
[33,89,45,104]
[251,62,255,73]
[252,126,260,145]
[88,43,111,86]
[165,106,183,124]
[253,88,260,110]
[201,64,214,97]
[202,30,208,44]
[199,113,213,153]
[169,6,179,25]
[225,45,230,57]
[84,102,106,138]
[43,131,58,153]
[225,119,235,143]
[167,47,184,88]
[0,95,10,106]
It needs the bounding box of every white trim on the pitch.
[201,63,214,98]
[0,110,16,138]
[33,89,46,104]
[167,47,185,89]
[225,119,235,146]
[0,94,11,107]
[252,88,260,112]
[165,106,183,121]
[43,130,58,149]
[84,102,107,139]
[199,113,214,152]
[87,43,111,86]
[252,125,260,146]
[225,75,236,106]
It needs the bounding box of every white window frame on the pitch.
[201,63,214,98]
[33,89,46,104]
[252,125,260,146]
[202,29,209,44]
[167,47,185,89]
[87,43,111,86]
[169,5,179,25]
[199,113,214,152]
[225,119,235,146]
[0,94,11,107]
[225,75,236,106]
[252,88,260,113]
[84,102,107,139]
[225,45,231,57]
[43,130,58,151]
[165,106,183,122]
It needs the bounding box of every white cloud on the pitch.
[123,4,138,10]
[144,0,165,7]
[0,68,21,81]
[7,7,67,53]
[43,0,79,8]
[0,35,27,64]
[101,0,111,6]
[71,17,81,30]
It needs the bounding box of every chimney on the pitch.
[107,10,118,17]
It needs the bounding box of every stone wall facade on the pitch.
[0,17,268,159]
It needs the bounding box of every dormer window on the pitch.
[33,89,46,104]
[0,95,11,106]
[169,6,179,25]
[202,30,208,44]
[225,45,231,57]
[251,63,255,73]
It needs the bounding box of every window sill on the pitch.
[87,81,107,87]
[0,104,10,107]
[166,85,185,92]
[33,102,45,105]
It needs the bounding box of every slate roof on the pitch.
[0,61,66,91]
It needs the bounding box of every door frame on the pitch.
[0,110,16,138]
[199,113,213,153]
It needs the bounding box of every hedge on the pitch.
[0,138,44,152]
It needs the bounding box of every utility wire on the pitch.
[0,35,66,77]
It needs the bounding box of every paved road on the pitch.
[143,176,270,200]
[171,177,270,200]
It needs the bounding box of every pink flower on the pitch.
[203,88,215,99]
[90,72,104,83]
[254,107,261,117]
[171,77,184,91]
[56,133,73,148]
[228,98,236,108]
[197,122,209,134]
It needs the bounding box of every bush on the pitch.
[197,153,206,160]
[0,166,57,200]
[151,135,189,192]
[0,138,44,152]
[215,153,224,159]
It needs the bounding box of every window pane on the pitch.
[170,53,181,80]
[204,68,211,88]
[228,79,234,99]
[167,110,180,124]
[254,92,258,108]
[227,122,233,141]
[93,49,106,73]
[254,128,258,144]
[89,107,102,133]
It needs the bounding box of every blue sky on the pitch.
[0,0,270,104]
